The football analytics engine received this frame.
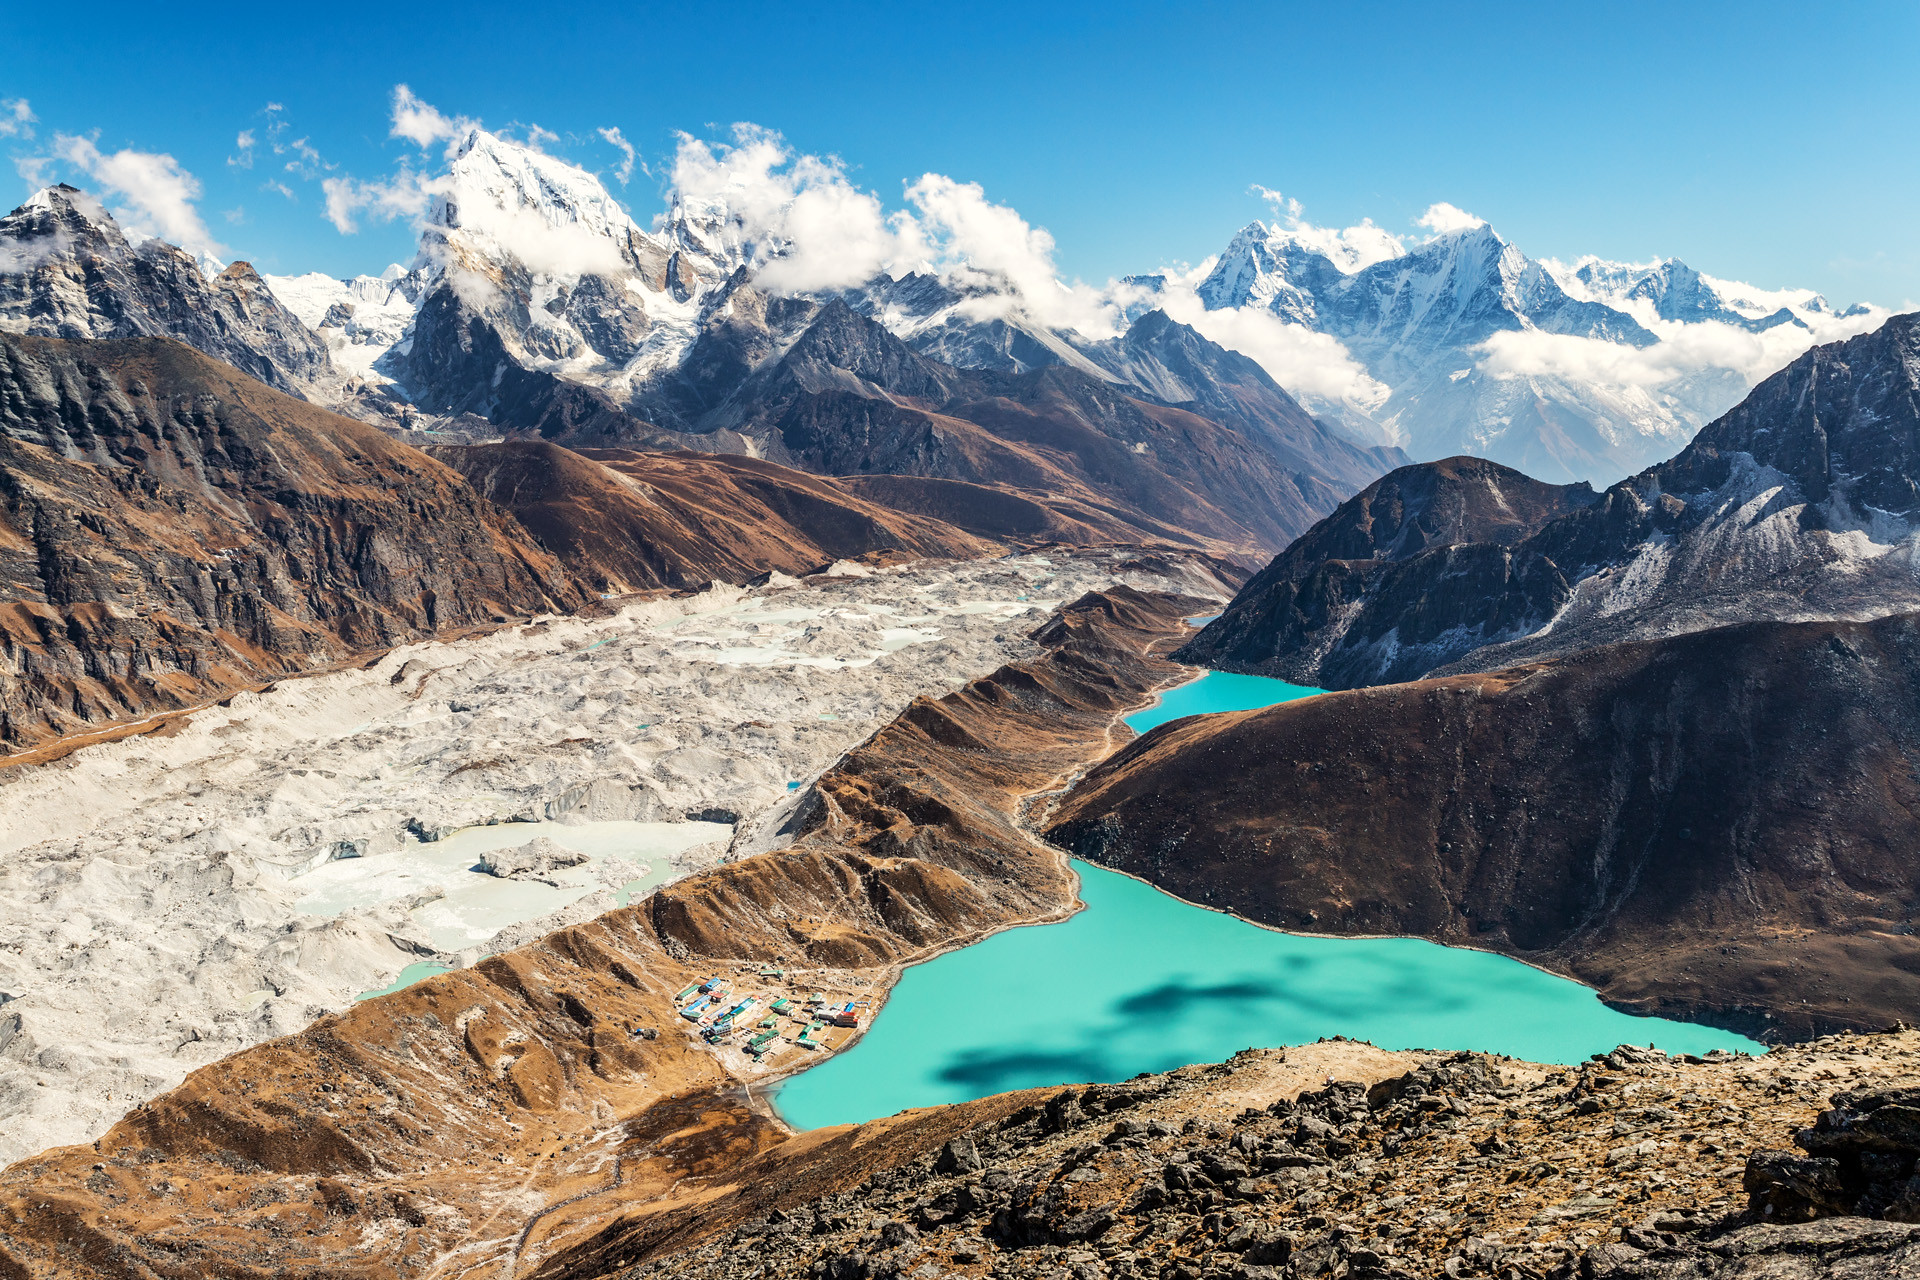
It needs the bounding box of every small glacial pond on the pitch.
[1124,670,1321,735]
[772,861,1764,1130]
[357,961,451,1001]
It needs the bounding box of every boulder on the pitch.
[478,837,590,886]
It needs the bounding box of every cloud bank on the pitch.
[48,134,222,258]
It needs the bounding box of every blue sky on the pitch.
[5,0,1916,305]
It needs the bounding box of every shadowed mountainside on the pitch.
[1179,314,1920,687]
[1055,611,1920,1041]
[0,332,587,750]
[572,299,1401,559]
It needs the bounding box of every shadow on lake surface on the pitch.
[772,860,1765,1130]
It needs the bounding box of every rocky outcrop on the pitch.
[430,440,998,591]
[1745,1082,1920,1223]
[1054,610,1920,1040]
[1180,313,1920,687]
[480,836,591,884]
[1174,456,1601,683]
[0,332,586,749]
[555,1032,1920,1280]
[0,186,338,398]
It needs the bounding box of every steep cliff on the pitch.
[0,332,585,748]
[0,186,338,398]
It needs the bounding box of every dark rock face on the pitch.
[1082,308,1403,486]
[0,186,337,397]
[0,332,584,749]
[1181,313,1920,687]
[1585,1216,1920,1279]
[1052,610,1920,1038]
[618,301,1401,557]
[1748,1084,1920,1223]
[1175,456,1600,685]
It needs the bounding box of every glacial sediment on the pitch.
[0,573,1214,1278]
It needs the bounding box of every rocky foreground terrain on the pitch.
[568,1030,1920,1280]
[0,551,1221,1168]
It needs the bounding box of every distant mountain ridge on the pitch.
[1168,217,1879,483]
[0,186,338,399]
[1,127,1880,509]
[1179,311,1920,687]
[0,134,1405,558]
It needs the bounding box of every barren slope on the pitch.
[430,441,999,592]
[0,332,588,749]
[1056,611,1920,1040]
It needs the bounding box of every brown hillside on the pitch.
[1054,611,1920,1041]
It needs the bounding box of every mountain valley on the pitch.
[0,83,1918,1280]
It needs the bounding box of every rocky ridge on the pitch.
[1180,216,1881,482]
[428,440,1001,593]
[1179,313,1920,688]
[0,186,340,400]
[0,331,586,749]
[565,1032,1920,1280]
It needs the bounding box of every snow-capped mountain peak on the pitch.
[1,186,337,396]
[437,128,643,243]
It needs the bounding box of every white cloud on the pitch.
[598,126,638,184]
[668,125,905,293]
[13,153,52,188]
[1415,201,1487,235]
[1,98,37,140]
[284,136,331,180]
[899,172,1122,335]
[228,129,255,169]
[390,85,471,152]
[1251,187,1403,273]
[49,134,222,257]
[1115,261,1390,409]
[264,179,295,201]
[320,168,434,233]
[1476,306,1891,399]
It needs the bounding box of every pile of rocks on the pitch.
[1745,1081,1920,1223]
[477,836,591,885]
[598,1033,1920,1280]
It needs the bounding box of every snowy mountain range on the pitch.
[0,126,1892,488]
[1174,215,1883,482]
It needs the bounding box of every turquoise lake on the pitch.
[772,860,1764,1130]
[1124,670,1322,734]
